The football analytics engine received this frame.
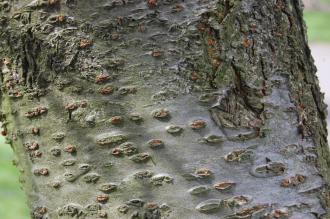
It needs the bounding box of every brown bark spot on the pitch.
[31,127,40,135]
[214,181,236,191]
[98,86,114,95]
[30,150,42,158]
[26,142,39,151]
[242,38,251,48]
[34,207,47,216]
[191,72,198,81]
[148,139,164,149]
[236,205,268,217]
[117,16,124,25]
[79,39,92,49]
[65,103,79,111]
[2,57,11,65]
[207,39,216,46]
[25,107,48,118]
[146,202,159,210]
[211,58,220,69]
[147,0,157,8]
[48,0,60,6]
[96,194,109,203]
[80,101,88,108]
[64,145,76,154]
[152,109,170,119]
[57,15,65,23]
[111,32,120,40]
[280,174,306,187]
[151,50,162,58]
[95,74,110,84]
[34,168,49,176]
[272,209,289,218]
[109,116,123,125]
[195,168,213,178]
[112,148,123,157]
[190,120,206,130]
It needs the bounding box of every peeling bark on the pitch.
[0,0,329,218]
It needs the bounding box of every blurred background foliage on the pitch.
[0,1,330,218]
[0,138,29,218]
[304,0,330,42]
[305,11,330,42]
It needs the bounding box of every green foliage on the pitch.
[304,11,330,42]
[321,0,330,4]
[0,138,29,219]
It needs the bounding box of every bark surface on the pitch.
[0,0,329,218]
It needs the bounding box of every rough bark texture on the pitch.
[0,0,329,218]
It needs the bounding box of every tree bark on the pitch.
[0,0,329,218]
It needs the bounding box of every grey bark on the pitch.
[0,0,329,218]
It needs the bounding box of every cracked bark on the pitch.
[0,0,329,218]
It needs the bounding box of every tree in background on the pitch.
[0,0,329,218]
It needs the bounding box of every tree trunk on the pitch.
[0,0,329,218]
